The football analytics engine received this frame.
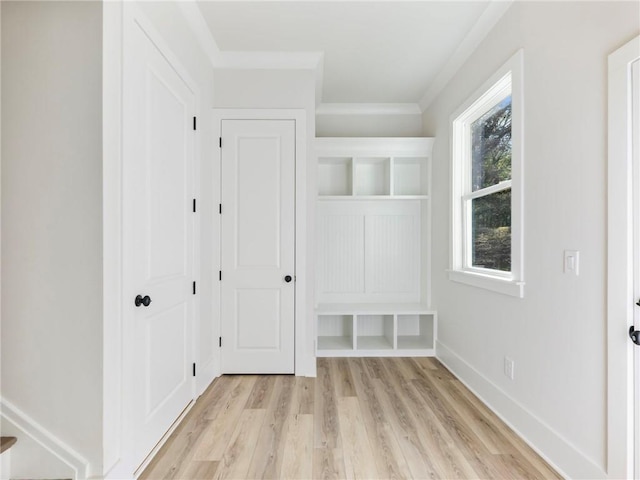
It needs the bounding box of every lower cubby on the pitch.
[397,314,435,352]
[317,314,354,351]
[356,314,394,351]
[316,305,436,357]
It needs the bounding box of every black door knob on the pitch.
[630,326,640,346]
[284,275,292,283]
[135,295,152,307]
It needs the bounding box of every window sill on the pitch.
[447,270,524,298]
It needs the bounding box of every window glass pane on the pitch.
[471,189,511,272]
[471,95,512,191]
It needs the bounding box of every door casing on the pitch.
[632,57,640,480]
[212,109,311,378]
[607,35,640,480]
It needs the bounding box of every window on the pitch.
[450,50,524,297]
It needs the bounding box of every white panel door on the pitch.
[123,20,195,467]
[220,120,295,374]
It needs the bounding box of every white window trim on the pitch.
[449,49,524,298]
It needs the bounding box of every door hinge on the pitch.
[219,337,222,347]
[219,270,222,281]
[192,281,196,295]
[192,198,196,213]
[219,137,222,148]
[193,117,197,131]
[192,363,196,376]
[219,204,222,214]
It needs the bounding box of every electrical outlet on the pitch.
[504,356,515,380]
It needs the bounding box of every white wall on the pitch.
[422,2,639,478]
[316,112,422,137]
[214,69,315,111]
[213,68,317,376]
[1,1,103,475]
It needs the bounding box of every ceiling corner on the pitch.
[176,1,223,67]
[418,0,514,113]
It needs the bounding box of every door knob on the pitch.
[135,295,152,307]
[284,275,292,283]
[630,326,640,346]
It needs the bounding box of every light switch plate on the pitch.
[564,250,580,275]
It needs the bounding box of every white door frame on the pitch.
[607,34,640,480]
[102,4,202,478]
[212,109,309,377]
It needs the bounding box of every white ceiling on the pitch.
[196,1,498,105]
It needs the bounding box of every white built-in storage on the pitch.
[316,304,437,357]
[315,138,436,357]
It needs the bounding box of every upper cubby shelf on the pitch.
[316,137,434,199]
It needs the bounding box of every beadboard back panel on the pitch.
[317,200,421,303]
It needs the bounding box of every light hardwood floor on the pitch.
[140,358,561,479]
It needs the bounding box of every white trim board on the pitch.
[0,397,89,480]
[217,51,323,71]
[176,1,223,66]
[132,401,195,479]
[102,1,124,476]
[315,137,434,157]
[435,341,602,480]
[607,34,640,480]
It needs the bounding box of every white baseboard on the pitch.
[197,356,217,396]
[0,447,11,480]
[0,397,89,480]
[436,340,604,480]
[133,400,195,479]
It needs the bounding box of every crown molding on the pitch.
[215,51,324,70]
[418,0,514,112]
[178,2,325,102]
[178,3,324,71]
[176,2,223,66]
[179,0,513,112]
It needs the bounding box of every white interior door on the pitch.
[632,58,640,480]
[123,20,195,467]
[220,119,295,374]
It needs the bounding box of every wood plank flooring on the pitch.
[140,358,561,479]
[0,436,17,454]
